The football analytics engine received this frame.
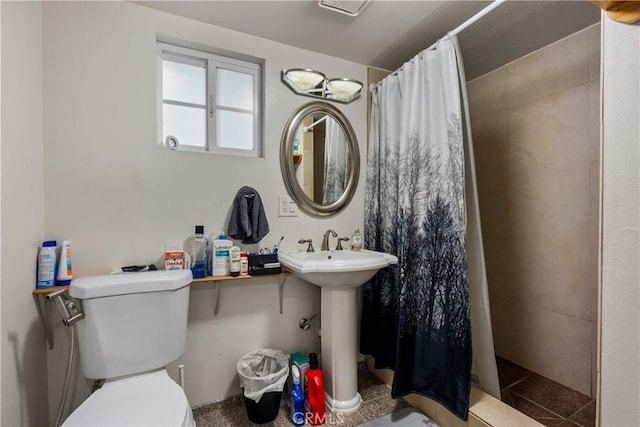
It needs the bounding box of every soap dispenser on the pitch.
[350,227,362,251]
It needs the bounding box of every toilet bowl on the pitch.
[63,370,194,427]
[63,270,194,426]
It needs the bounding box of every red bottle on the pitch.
[305,353,326,425]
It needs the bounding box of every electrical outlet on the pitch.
[278,195,298,217]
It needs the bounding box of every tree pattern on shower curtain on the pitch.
[322,158,349,205]
[361,39,472,420]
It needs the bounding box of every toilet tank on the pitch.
[69,270,193,379]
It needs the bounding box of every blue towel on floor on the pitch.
[227,186,270,244]
[358,408,437,426]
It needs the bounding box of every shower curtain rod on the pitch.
[380,0,506,81]
[303,115,328,132]
[432,0,507,49]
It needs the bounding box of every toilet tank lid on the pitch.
[69,270,193,299]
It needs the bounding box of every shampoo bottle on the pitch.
[56,240,73,285]
[229,246,241,277]
[290,365,306,426]
[37,240,57,289]
[191,226,208,279]
[293,138,301,155]
[212,232,232,276]
[305,353,326,426]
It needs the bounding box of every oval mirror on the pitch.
[280,101,360,217]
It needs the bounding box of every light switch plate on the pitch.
[278,195,298,217]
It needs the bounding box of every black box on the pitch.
[248,254,281,276]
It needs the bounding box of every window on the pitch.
[157,42,263,157]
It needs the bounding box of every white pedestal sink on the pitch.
[278,249,398,414]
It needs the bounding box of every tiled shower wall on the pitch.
[467,24,600,397]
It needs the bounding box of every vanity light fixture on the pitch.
[327,78,363,100]
[318,0,371,17]
[283,68,326,92]
[282,68,363,104]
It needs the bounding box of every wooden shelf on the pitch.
[33,272,291,294]
[32,272,292,350]
[192,272,290,283]
[591,1,640,24]
[33,286,69,295]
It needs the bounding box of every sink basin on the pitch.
[278,249,398,289]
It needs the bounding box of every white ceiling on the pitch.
[136,0,600,80]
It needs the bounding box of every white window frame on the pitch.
[157,42,263,157]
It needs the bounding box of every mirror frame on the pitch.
[280,101,360,217]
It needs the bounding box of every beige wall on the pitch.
[0,1,367,424]
[467,24,600,396]
[1,2,50,426]
[3,2,639,426]
[40,1,367,423]
[0,2,3,420]
[600,15,640,427]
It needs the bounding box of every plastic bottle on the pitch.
[212,232,232,276]
[191,226,208,279]
[37,240,57,289]
[287,352,310,394]
[56,240,73,285]
[240,252,249,276]
[229,246,241,277]
[290,365,306,426]
[350,227,362,251]
[305,353,326,426]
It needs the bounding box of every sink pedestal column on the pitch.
[321,287,361,414]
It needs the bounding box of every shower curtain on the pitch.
[322,118,350,204]
[361,36,499,421]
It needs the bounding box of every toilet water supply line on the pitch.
[45,290,85,427]
[178,364,185,388]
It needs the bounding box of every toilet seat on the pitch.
[63,369,195,427]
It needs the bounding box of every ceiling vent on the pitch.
[318,0,371,17]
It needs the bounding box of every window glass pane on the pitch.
[163,104,206,148]
[216,68,254,111]
[216,110,254,150]
[163,60,206,105]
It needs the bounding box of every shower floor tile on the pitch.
[496,356,533,388]
[496,357,596,427]
[193,363,410,426]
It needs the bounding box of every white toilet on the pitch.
[63,270,195,426]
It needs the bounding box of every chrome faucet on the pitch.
[336,236,350,250]
[298,239,315,252]
[321,229,338,251]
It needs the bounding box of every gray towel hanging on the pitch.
[227,186,270,244]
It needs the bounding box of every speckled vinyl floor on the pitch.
[192,363,410,426]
